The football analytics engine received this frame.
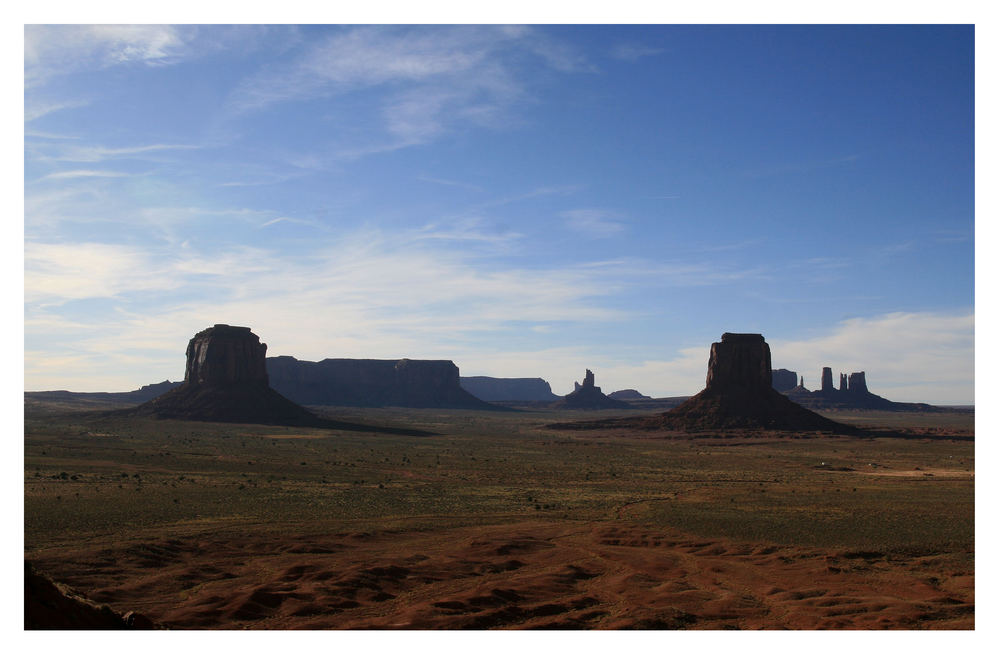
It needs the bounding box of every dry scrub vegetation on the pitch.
[24,402,973,629]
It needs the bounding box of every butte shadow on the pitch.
[124,324,431,436]
[548,333,853,433]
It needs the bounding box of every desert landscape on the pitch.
[23,23,975,635]
[24,329,974,630]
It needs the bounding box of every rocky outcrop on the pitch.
[821,367,834,393]
[131,325,330,425]
[779,367,947,412]
[552,334,846,431]
[267,357,497,409]
[607,389,651,400]
[25,561,158,630]
[550,369,632,410]
[770,369,797,393]
[129,325,430,433]
[184,324,268,386]
[460,376,559,402]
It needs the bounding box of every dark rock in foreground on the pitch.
[550,334,848,432]
[550,369,632,410]
[25,561,157,630]
[460,376,559,402]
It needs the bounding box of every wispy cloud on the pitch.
[227,25,590,156]
[259,216,326,230]
[413,218,522,245]
[561,209,626,238]
[24,241,180,305]
[24,98,91,123]
[770,311,974,404]
[36,170,132,181]
[610,44,665,61]
[25,25,191,86]
[24,229,629,389]
[417,175,485,192]
[28,141,201,164]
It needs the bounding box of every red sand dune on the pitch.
[29,520,973,630]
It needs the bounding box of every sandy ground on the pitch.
[28,520,973,630]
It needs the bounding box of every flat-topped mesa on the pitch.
[184,324,268,387]
[771,369,797,393]
[459,376,558,402]
[265,357,496,409]
[705,333,771,394]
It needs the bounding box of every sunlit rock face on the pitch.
[184,324,268,387]
[658,333,846,431]
[706,333,772,394]
[132,324,324,426]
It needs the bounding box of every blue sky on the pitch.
[23,24,975,403]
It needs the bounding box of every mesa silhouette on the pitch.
[773,367,955,412]
[267,356,498,409]
[127,324,428,435]
[550,333,848,432]
[550,369,633,410]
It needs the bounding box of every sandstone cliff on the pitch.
[551,334,846,431]
[130,325,429,434]
[132,325,329,425]
[460,376,559,402]
[266,357,497,409]
[770,369,797,393]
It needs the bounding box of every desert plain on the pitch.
[24,401,974,630]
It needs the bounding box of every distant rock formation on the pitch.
[25,380,181,407]
[266,357,497,409]
[129,325,429,434]
[551,334,846,431]
[770,368,797,392]
[821,366,834,393]
[777,366,948,412]
[460,376,559,402]
[607,389,650,400]
[25,561,157,630]
[550,369,632,410]
[130,325,331,425]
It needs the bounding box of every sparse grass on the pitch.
[24,405,973,559]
